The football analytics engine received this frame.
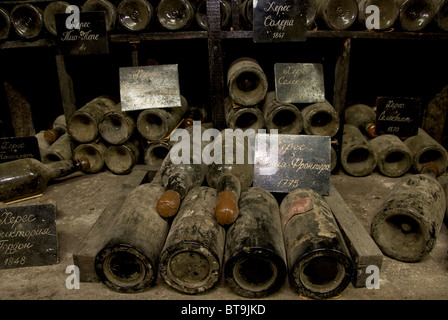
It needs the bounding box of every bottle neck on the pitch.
[46,158,89,180]
[166,171,189,199]
[420,162,439,177]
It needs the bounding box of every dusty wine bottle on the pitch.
[67,96,118,144]
[280,188,354,299]
[195,0,231,30]
[104,140,140,175]
[344,104,377,138]
[206,129,254,225]
[315,0,358,30]
[239,0,253,29]
[0,7,10,40]
[73,141,107,174]
[369,134,413,177]
[43,1,70,36]
[10,3,43,39]
[44,114,67,144]
[340,124,377,177]
[0,157,89,203]
[357,0,400,30]
[156,123,207,218]
[144,140,173,166]
[404,128,448,175]
[371,162,446,262]
[306,0,318,29]
[44,133,73,162]
[159,186,226,294]
[118,0,154,32]
[301,100,340,137]
[224,187,287,298]
[94,183,169,293]
[262,91,304,134]
[99,103,136,145]
[224,96,266,131]
[435,0,448,31]
[35,130,51,162]
[82,0,117,32]
[227,58,268,107]
[398,0,437,31]
[156,0,195,30]
[136,96,188,141]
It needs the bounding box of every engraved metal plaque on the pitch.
[375,96,422,138]
[253,0,307,43]
[55,12,109,55]
[274,63,325,104]
[119,64,181,112]
[0,203,58,270]
[253,134,331,195]
[0,136,40,164]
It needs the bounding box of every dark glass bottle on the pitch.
[44,133,73,162]
[159,186,226,294]
[280,188,354,299]
[10,3,44,39]
[435,0,448,31]
[224,96,265,131]
[224,187,287,298]
[262,91,304,134]
[227,57,268,107]
[94,183,169,293]
[195,0,231,30]
[67,95,118,144]
[206,129,254,225]
[136,96,188,141]
[369,134,413,177]
[357,0,399,30]
[104,140,140,175]
[144,140,174,166]
[316,0,358,30]
[43,1,71,36]
[156,0,195,31]
[371,162,446,262]
[239,0,253,29]
[404,128,448,175]
[340,124,377,177]
[99,103,136,145]
[118,0,154,32]
[44,114,67,144]
[156,123,207,218]
[398,0,437,31]
[73,141,107,174]
[0,158,89,203]
[0,7,11,40]
[344,103,377,138]
[82,0,117,32]
[301,100,340,138]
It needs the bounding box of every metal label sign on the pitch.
[274,63,325,104]
[253,0,307,43]
[253,134,331,195]
[119,64,182,112]
[375,96,422,138]
[55,12,109,55]
[0,203,58,270]
[0,136,40,164]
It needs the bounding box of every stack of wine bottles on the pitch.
[1,0,447,41]
[89,129,358,300]
[341,103,448,178]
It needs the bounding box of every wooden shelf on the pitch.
[2,29,447,51]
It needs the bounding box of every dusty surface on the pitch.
[0,167,447,301]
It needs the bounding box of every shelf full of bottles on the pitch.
[1,0,448,132]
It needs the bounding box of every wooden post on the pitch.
[333,38,351,124]
[207,0,226,130]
